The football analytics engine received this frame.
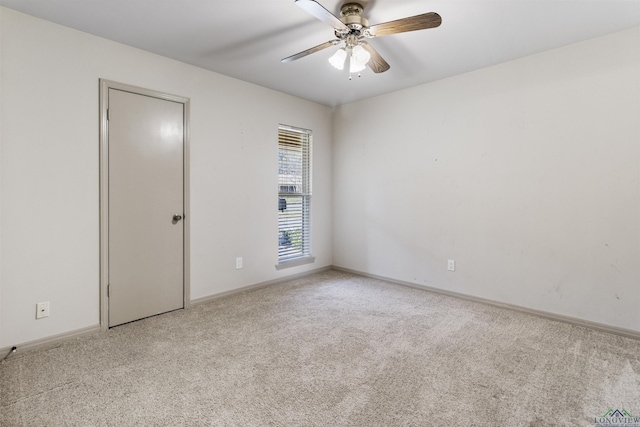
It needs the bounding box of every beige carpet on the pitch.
[2,270,639,426]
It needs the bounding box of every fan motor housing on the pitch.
[340,3,368,31]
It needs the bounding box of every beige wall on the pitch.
[0,7,333,348]
[333,28,640,332]
[2,6,638,348]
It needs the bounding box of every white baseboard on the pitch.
[4,263,635,358]
[1,324,101,358]
[332,266,640,341]
[191,265,333,306]
[2,267,332,358]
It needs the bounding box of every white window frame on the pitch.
[276,124,315,269]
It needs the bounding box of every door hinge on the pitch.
[107,284,110,297]
[106,108,110,121]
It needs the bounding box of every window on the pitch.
[277,125,313,268]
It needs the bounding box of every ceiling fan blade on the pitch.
[295,0,348,31]
[367,12,442,37]
[281,40,340,63]
[361,43,390,73]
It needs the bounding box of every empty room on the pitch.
[1,0,639,425]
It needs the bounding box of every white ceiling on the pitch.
[2,0,639,106]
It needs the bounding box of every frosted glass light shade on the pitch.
[350,45,370,73]
[352,45,370,64]
[328,48,347,70]
[350,57,366,73]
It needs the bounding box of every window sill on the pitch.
[275,256,316,270]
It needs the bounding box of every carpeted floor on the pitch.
[1,270,639,426]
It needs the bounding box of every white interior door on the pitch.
[108,88,185,327]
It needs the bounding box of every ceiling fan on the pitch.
[282,0,442,77]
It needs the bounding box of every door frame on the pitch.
[99,79,191,331]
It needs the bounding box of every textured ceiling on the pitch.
[1,0,639,106]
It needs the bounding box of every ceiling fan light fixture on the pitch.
[352,44,370,64]
[349,45,369,73]
[349,56,366,73]
[328,48,347,70]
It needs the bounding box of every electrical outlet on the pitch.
[36,302,50,319]
[235,257,243,270]
[447,259,455,272]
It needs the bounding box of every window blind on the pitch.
[278,125,312,262]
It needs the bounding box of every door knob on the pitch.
[173,214,183,222]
